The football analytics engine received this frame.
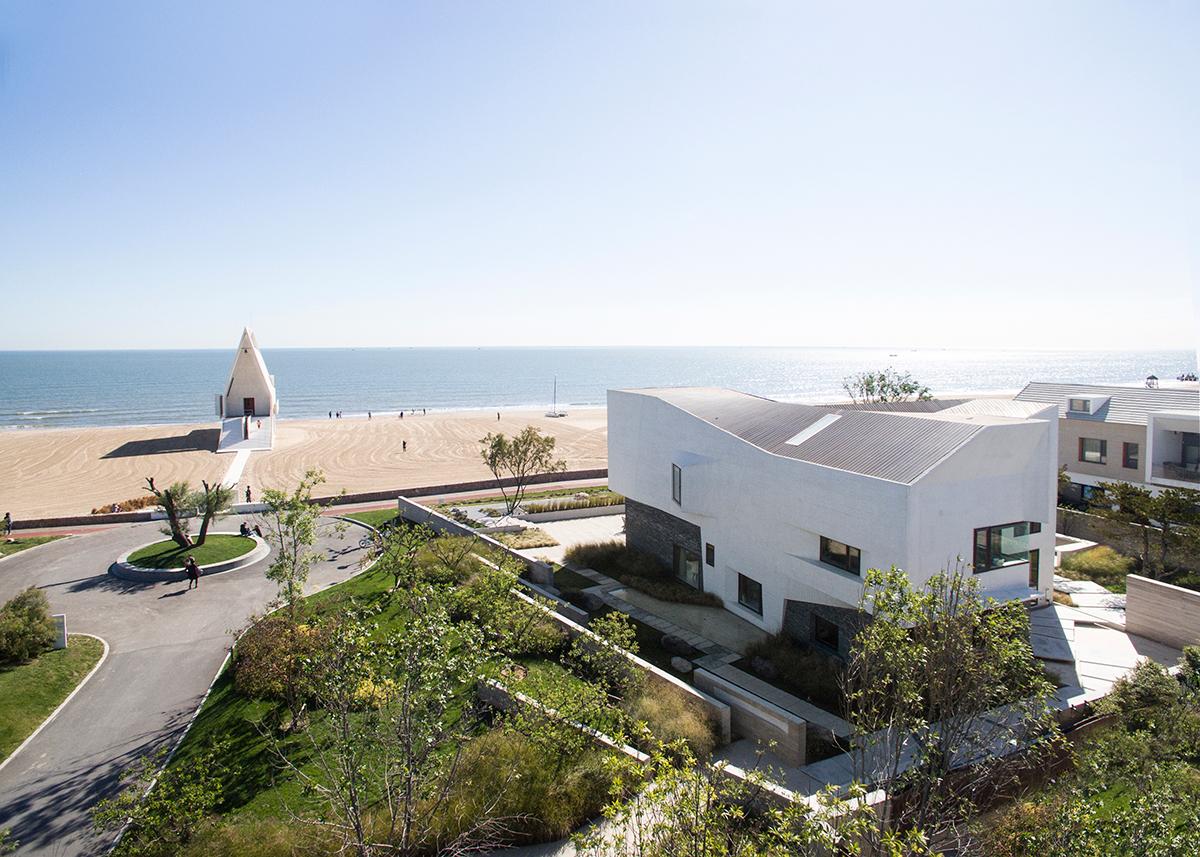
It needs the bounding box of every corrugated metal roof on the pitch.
[1014,382,1200,426]
[810,399,968,413]
[624,387,988,484]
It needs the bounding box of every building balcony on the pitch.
[1152,463,1200,484]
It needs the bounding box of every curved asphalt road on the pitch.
[0,515,371,856]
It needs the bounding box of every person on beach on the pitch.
[1,512,11,538]
[497,412,500,421]
[368,411,372,420]
[245,486,252,503]
[403,440,407,452]
[399,411,403,420]
[185,555,200,589]
[329,411,332,419]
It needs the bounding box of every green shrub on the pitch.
[625,684,718,759]
[233,617,324,702]
[743,633,845,714]
[1094,659,1181,732]
[502,613,570,659]
[0,587,57,665]
[1060,546,1135,592]
[564,541,722,607]
[425,728,613,846]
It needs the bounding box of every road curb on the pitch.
[0,534,78,566]
[0,634,110,775]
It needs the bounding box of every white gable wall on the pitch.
[222,329,277,418]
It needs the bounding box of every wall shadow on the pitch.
[102,429,220,458]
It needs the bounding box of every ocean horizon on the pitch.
[0,346,1195,430]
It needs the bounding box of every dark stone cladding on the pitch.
[782,598,870,659]
[624,497,703,581]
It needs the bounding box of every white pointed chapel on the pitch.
[218,327,277,419]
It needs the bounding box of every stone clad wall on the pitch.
[624,497,702,577]
[1125,575,1200,650]
[782,599,868,659]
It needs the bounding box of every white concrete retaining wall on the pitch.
[111,533,270,582]
[693,668,807,766]
[1126,574,1200,650]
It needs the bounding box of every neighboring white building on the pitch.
[1014,381,1200,498]
[607,387,1059,655]
[217,327,277,419]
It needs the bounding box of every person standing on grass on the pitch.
[185,556,200,589]
[2,512,11,538]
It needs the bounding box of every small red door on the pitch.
[243,397,255,415]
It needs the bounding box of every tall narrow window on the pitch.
[705,543,715,566]
[1123,442,1139,470]
[673,544,702,589]
[819,536,861,575]
[813,616,839,652]
[1078,437,1106,464]
[737,573,763,615]
[671,463,682,505]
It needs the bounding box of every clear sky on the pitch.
[1,1,1196,350]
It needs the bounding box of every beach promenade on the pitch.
[0,408,609,520]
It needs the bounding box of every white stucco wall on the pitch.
[608,390,1057,634]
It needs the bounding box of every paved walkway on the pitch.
[0,514,371,857]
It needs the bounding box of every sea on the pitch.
[0,347,1194,430]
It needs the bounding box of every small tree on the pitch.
[842,367,932,404]
[374,522,432,592]
[145,477,193,548]
[93,740,235,857]
[479,426,567,514]
[844,566,1055,850]
[258,469,328,729]
[1088,482,1157,575]
[194,479,234,545]
[1151,487,1200,575]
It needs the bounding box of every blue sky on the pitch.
[1,1,1196,350]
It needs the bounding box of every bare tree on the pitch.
[479,426,567,515]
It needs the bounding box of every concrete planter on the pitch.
[518,503,625,523]
[111,532,270,582]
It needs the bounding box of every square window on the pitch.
[1123,442,1139,470]
[1068,398,1091,414]
[819,536,861,575]
[814,615,839,651]
[973,522,1036,572]
[705,542,715,566]
[1078,437,1106,464]
[737,573,763,615]
[671,463,682,504]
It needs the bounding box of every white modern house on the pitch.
[608,388,1059,655]
[1014,381,1200,498]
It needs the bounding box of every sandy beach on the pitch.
[0,408,609,519]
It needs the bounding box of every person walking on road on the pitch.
[184,556,200,589]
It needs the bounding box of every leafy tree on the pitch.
[844,566,1055,850]
[569,610,642,699]
[1088,482,1157,574]
[372,521,430,592]
[0,586,57,664]
[145,477,193,548]
[93,740,235,857]
[257,469,330,729]
[842,367,932,404]
[194,479,234,545]
[479,425,567,514]
[1152,486,1200,575]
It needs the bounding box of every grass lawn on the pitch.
[437,485,612,510]
[126,534,256,569]
[0,535,64,559]
[340,508,399,529]
[0,635,104,760]
[496,527,560,550]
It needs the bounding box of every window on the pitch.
[1068,398,1092,414]
[671,463,682,505]
[673,544,702,589]
[737,573,763,615]
[1183,433,1200,470]
[705,542,715,566]
[819,536,861,575]
[973,522,1036,572]
[813,616,839,651]
[1078,437,1107,464]
[1123,442,1139,470]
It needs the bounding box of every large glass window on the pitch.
[1068,398,1091,414]
[819,536,861,575]
[673,544,701,589]
[1183,433,1200,470]
[973,522,1037,573]
[737,573,763,615]
[671,463,682,504]
[1078,437,1107,464]
[1123,442,1140,470]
